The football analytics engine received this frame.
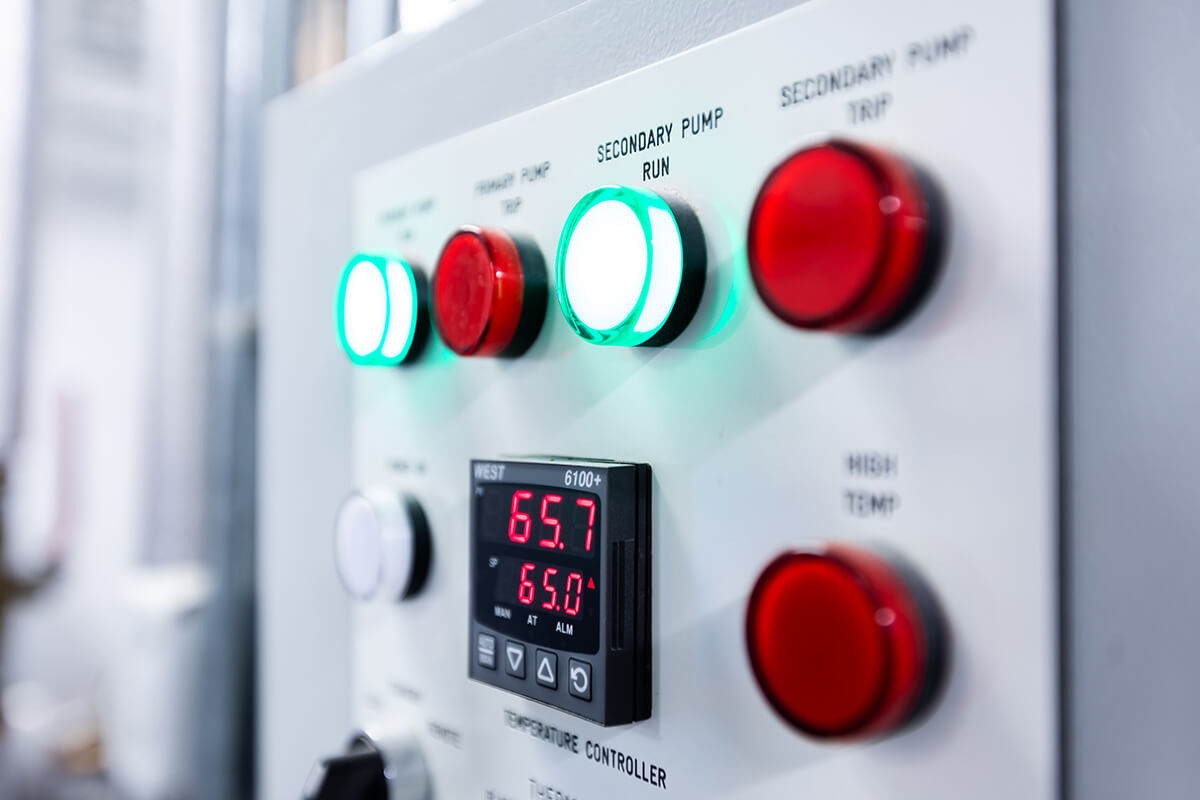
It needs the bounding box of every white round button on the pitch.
[333,489,431,602]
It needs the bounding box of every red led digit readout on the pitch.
[508,490,533,543]
[576,498,595,552]
[487,486,598,556]
[539,494,564,549]
[564,572,583,616]
[541,567,559,610]
[518,563,536,605]
[508,561,594,616]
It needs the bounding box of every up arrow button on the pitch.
[535,650,558,688]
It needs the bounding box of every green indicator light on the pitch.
[336,253,429,366]
[556,185,706,347]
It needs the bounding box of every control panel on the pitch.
[314,0,1057,797]
[468,459,651,726]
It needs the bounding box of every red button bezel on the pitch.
[433,227,544,357]
[747,141,939,333]
[745,545,939,741]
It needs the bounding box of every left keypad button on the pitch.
[535,650,558,688]
[477,634,497,670]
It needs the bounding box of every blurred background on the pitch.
[0,2,469,798]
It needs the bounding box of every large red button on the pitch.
[745,545,943,740]
[747,141,942,333]
[432,227,546,357]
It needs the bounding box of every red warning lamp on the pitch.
[432,227,547,357]
[747,141,943,333]
[745,544,944,741]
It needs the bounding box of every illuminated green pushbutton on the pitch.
[336,253,429,366]
[556,185,706,347]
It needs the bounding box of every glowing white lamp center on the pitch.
[343,261,388,356]
[563,199,648,331]
[634,206,684,333]
[380,260,416,359]
[556,185,703,347]
[336,254,426,365]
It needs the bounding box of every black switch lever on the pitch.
[302,746,388,800]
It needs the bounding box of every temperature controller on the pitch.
[468,459,651,726]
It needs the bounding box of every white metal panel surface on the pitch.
[258,2,808,796]
[344,0,1057,797]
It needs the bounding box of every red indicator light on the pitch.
[747,141,942,332]
[745,544,944,740]
[432,227,547,356]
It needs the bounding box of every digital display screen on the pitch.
[474,483,601,653]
